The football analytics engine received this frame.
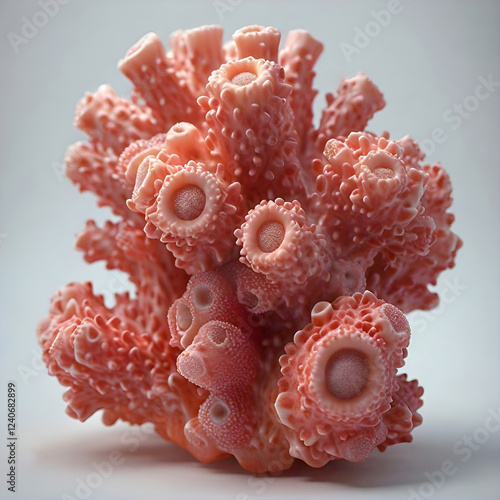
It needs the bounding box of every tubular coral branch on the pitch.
[279,30,323,156]
[314,132,431,266]
[316,73,386,151]
[235,199,330,302]
[232,25,281,61]
[143,159,245,274]
[118,33,202,129]
[65,142,142,224]
[169,26,225,97]
[118,133,169,184]
[74,84,161,155]
[366,162,462,312]
[167,270,249,350]
[199,57,305,205]
[36,282,223,463]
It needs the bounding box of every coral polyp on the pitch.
[37,24,461,473]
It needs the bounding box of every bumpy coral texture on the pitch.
[37,25,461,473]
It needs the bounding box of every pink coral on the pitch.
[37,24,461,473]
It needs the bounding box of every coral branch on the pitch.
[74,84,160,154]
[119,33,201,129]
[275,292,412,466]
[316,73,385,150]
[233,25,281,61]
[279,30,323,156]
[199,57,305,204]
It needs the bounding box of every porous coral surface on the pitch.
[37,25,461,473]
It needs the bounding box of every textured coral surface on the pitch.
[37,24,461,473]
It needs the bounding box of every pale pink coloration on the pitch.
[178,320,260,454]
[366,162,463,312]
[378,374,424,451]
[279,30,323,156]
[118,32,201,129]
[168,271,247,349]
[74,84,161,154]
[38,25,461,473]
[177,320,258,391]
[198,387,257,453]
[168,26,224,97]
[232,25,281,61]
[316,72,386,151]
[35,282,226,464]
[235,198,330,306]
[199,57,305,205]
[222,261,283,314]
[118,132,169,185]
[64,142,136,222]
[143,158,245,273]
[275,292,418,466]
[74,219,188,339]
[314,132,437,271]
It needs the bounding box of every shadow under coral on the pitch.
[34,422,490,489]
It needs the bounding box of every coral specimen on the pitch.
[37,24,461,473]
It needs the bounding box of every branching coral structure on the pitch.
[37,25,461,473]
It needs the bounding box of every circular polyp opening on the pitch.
[382,303,409,334]
[180,354,205,379]
[193,285,214,310]
[256,220,285,253]
[176,302,193,331]
[171,123,186,134]
[231,72,257,86]
[86,326,100,341]
[171,184,206,221]
[344,270,357,291]
[242,291,259,310]
[210,401,230,425]
[373,167,395,179]
[325,349,369,400]
[208,325,227,345]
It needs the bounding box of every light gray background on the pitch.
[1,1,499,499]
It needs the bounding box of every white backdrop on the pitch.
[1,1,499,499]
